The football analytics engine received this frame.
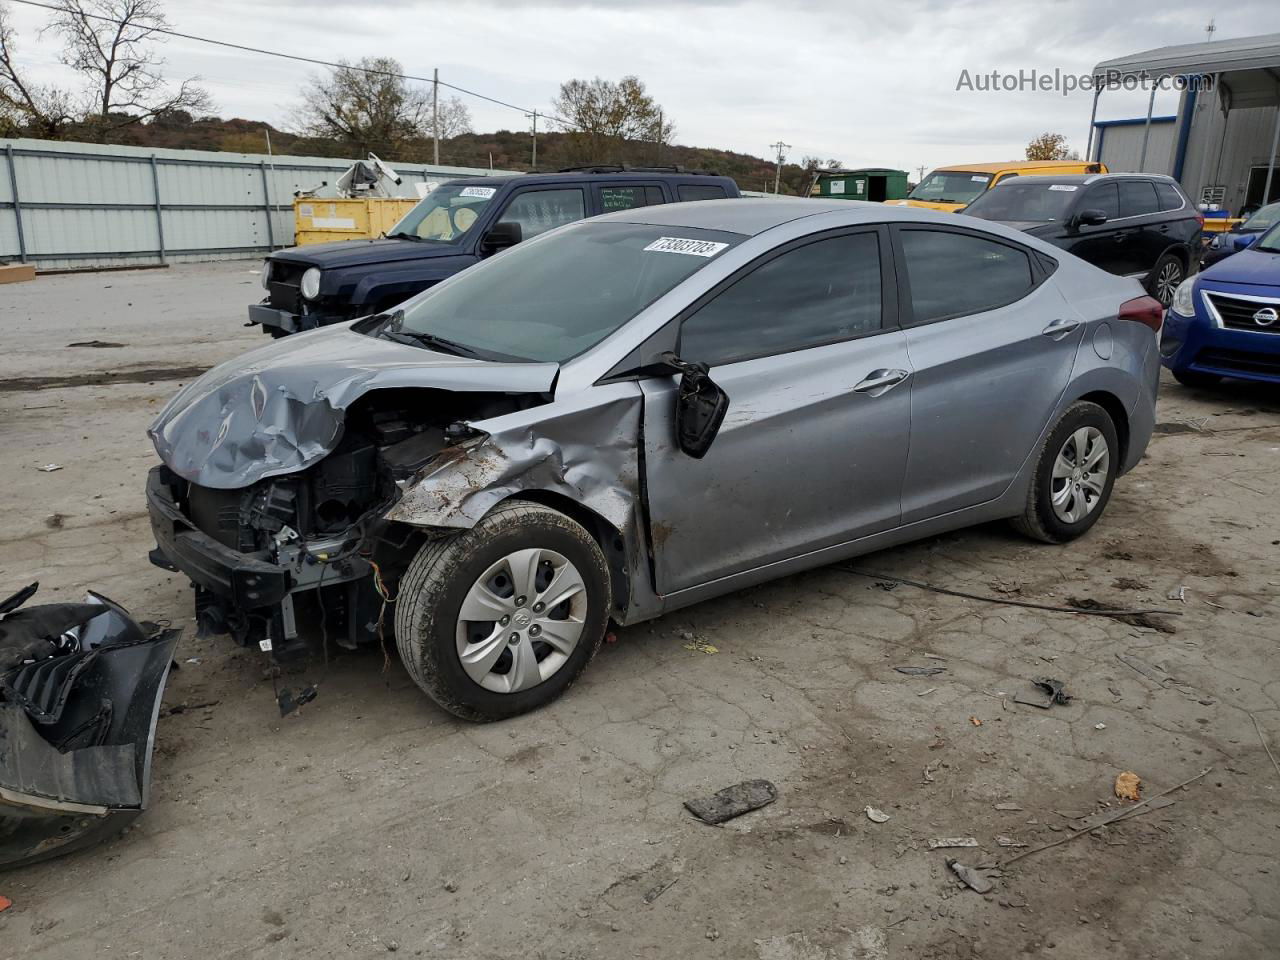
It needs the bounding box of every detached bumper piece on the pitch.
[0,584,179,870]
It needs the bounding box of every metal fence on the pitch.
[0,138,510,271]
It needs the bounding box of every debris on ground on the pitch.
[947,858,994,894]
[682,637,718,655]
[1014,677,1072,709]
[1074,795,1176,830]
[864,806,891,823]
[969,716,983,726]
[1115,771,1142,801]
[0,893,11,912]
[994,802,1022,811]
[36,464,63,472]
[684,779,777,824]
[895,666,945,676]
[917,687,938,697]
[1249,713,1280,782]
[928,837,979,849]
[1167,585,1187,603]
[995,836,1027,847]
[1068,597,1177,633]
[643,876,680,904]
[277,685,318,717]
[1115,652,1171,685]
[1112,577,1149,591]
[66,340,126,348]
[43,513,64,529]
[1094,723,1107,730]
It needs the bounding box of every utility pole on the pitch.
[432,68,439,166]
[916,164,926,182]
[1205,18,1216,42]
[656,108,664,164]
[770,140,791,194]
[526,110,538,169]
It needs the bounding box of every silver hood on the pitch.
[148,325,559,489]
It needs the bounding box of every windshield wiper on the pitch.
[374,310,484,358]
[385,231,422,242]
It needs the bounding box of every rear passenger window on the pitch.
[600,186,665,211]
[1084,183,1120,220]
[680,232,882,366]
[1118,181,1159,218]
[678,184,728,202]
[1155,182,1185,211]
[899,229,1034,324]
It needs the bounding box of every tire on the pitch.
[1011,401,1120,544]
[1147,252,1185,307]
[394,501,611,722]
[1172,368,1222,389]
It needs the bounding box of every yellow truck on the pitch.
[888,160,1107,213]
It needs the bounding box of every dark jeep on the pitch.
[249,167,741,337]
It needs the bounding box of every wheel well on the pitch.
[1079,390,1129,465]
[503,492,631,617]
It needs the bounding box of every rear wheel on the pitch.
[1147,253,1185,307]
[1012,401,1119,544]
[394,501,611,721]
[1172,369,1222,389]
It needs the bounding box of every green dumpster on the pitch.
[810,168,909,202]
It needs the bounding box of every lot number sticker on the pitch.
[459,186,497,199]
[1048,184,1079,191]
[643,237,729,257]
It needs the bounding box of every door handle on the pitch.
[853,368,910,395]
[1041,318,1082,339]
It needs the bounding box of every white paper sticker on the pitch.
[1048,184,1079,192]
[298,203,314,218]
[259,637,273,652]
[970,175,991,182]
[829,179,845,194]
[643,237,729,257]
[459,186,497,199]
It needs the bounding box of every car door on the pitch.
[639,227,912,595]
[1067,182,1132,275]
[1117,180,1163,277]
[891,225,1083,523]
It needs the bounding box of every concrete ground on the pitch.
[1,261,1278,960]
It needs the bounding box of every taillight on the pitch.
[1119,295,1164,333]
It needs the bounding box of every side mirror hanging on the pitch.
[660,351,730,459]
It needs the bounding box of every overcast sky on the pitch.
[5,0,1280,173]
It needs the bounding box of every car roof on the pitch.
[935,160,1100,174]
[1001,173,1182,186]
[445,171,733,188]
[595,197,1017,236]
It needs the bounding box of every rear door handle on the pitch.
[1041,318,1082,339]
[853,368,910,396]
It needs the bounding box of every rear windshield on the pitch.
[963,181,1080,222]
[374,221,743,362]
[909,170,993,205]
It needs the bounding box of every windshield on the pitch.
[1255,221,1280,254]
[962,181,1079,222]
[369,221,743,362]
[387,182,500,243]
[1244,202,1280,232]
[909,170,993,205]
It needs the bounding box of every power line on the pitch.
[6,0,572,126]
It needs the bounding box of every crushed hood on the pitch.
[148,325,559,489]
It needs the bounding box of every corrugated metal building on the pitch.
[0,138,508,270]
[1089,33,1280,216]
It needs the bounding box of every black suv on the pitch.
[961,173,1201,306]
[250,167,741,336]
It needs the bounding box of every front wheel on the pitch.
[1012,401,1120,544]
[394,501,611,721]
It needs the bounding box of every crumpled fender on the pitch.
[387,386,642,537]
[147,325,558,490]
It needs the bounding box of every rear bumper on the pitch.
[146,467,292,608]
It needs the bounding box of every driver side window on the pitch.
[498,189,587,239]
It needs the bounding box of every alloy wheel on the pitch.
[454,548,587,694]
[1050,426,1110,524]
[1155,260,1183,306]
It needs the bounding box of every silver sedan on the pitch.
[147,199,1162,720]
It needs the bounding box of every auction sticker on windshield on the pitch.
[1048,184,1079,191]
[643,237,730,257]
[459,186,497,199]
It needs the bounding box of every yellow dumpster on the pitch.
[292,197,419,246]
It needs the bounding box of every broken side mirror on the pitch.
[660,351,729,459]
[481,221,522,255]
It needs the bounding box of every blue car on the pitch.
[1162,220,1280,386]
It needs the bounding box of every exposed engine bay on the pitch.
[149,388,546,658]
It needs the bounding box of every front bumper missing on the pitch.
[0,592,180,870]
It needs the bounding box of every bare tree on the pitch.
[294,56,432,156]
[433,94,472,141]
[49,0,211,140]
[0,2,76,137]
[551,75,670,163]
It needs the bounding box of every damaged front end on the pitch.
[0,585,180,870]
[146,329,560,658]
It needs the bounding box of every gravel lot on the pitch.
[1,261,1278,960]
